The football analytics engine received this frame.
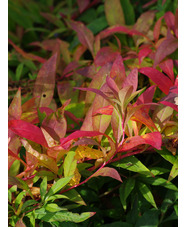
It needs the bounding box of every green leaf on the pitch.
[148,167,170,176]
[161,190,178,213]
[135,209,160,227]
[15,63,24,81]
[39,210,95,223]
[45,203,67,212]
[168,156,178,181]
[44,194,69,203]
[156,148,176,164]
[112,156,152,176]
[45,176,73,201]
[102,222,133,227]
[22,200,38,211]
[37,108,47,126]
[64,151,77,178]
[104,0,125,26]
[8,185,17,203]
[15,191,26,210]
[30,210,35,227]
[40,176,47,202]
[119,178,135,211]
[120,0,135,25]
[138,176,178,191]
[138,182,157,209]
[63,189,86,206]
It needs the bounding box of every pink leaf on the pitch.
[92,105,114,116]
[60,131,105,146]
[122,68,138,93]
[91,167,122,182]
[139,67,173,95]
[164,11,175,32]
[119,132,162,152]
[33,53,57,107]
[153,35,178,67]
[136,86,156,105]
[160,101,178,112]
[110,54,126,88]
[159,59,175,83]
[111,108,123,143]
[77,0,90,13]
[153,16,163,41]
[106,76,119,97]
[8,88,22,121]
[138,47,152,65]
[68,20,94,56]
[63,61,80,76]
[94,47,120,67]
[8,120,48,147]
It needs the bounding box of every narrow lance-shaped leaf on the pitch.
[8,88,22,121]
[122,68,138,93]
[21,140,58,174]
[104,0,125,26]
[64,151,77,178]
[77,0,90,13]
[119,178,135,211]
[68,20,94,56]
[91,167,122,182]
[159,59,175,83]
[138,182,157,209]
[168,156,178,181]
[33,53,57,107]
[92,105,114,116]
[40,176,47,202]
[119,132,162,152]
[9,119,48,147]
[139,67,173,95]
[111,108,123,144]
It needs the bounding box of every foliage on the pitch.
[8,0,178,226]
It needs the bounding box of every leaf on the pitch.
[119,178,135,211]
[120,0,135,25]
[45,203,67,212]
[168,156,178,181]
[45,176,73,201]
[75,146,104,160]
[139,67,173,95]
[9,120,48,147]
[93,105,114,116]
[122,68,138,93]
[21,140,58,174]
[138,182,157,209]
[8,39,46,63]
[40,176,47,202]
[91,167,122,182]
[119,132,162,152]
[164,11,175,32]
[68,20,94,56]
[33,209,95,223]
[138,47,152,65]
[63,189,86,206]
[156,148,176,164]
[159,59,175,83]
[15,63,24,81]
[22,200,38,212]
[104,0,125,26]
[77,0,90,13]
[112,156,152,176]
[110,54,126,88]
[15,218,26,227]
[64,151,77,178]
[153,16,163,42]
[94,47,120,67]
[139,176,177,191]
[8,88,22,121]
[136,86,156,105]
[153,35,178,67]
[135,209,160,227]
[60,130,107,146]
[111,108,123,143]
[102,222,133,227]
[33,53,57,107]
[106,76,119,97]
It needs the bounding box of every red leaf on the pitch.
[60,130,107,146]
[160,101,178,112]
[122,68,138,93]
[8,88,22,121]
[138,47,152,65]
[33,53,57,107]
[139,67,173,95]
[68,20,94,56]
[159,59,175,83]
[136,86,156,105]
[106,76,119,97]
[92,105,113,116]
[91,167,122,182]
[119,132,162,152]
[153,35,178,66]
[98,25,148,40]
[94,47,120,67]
[110,54,126,88]
[153,16,163,41]
[8,39,46,63]
[9,120,48,147]
[77,0,90,13]
[63,61,80,76]
[164,11,175,32]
